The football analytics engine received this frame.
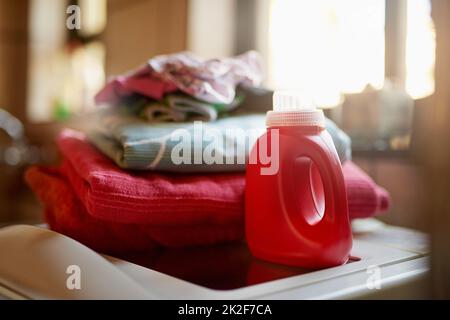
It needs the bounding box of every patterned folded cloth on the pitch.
[89,113,265,172]
[95,51,263,106]
[141,94,244,122]
[88,113,351,171]
[24,131,389,253]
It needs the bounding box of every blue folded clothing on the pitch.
[88,111,351,172]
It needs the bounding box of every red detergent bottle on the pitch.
[246,91,352,269]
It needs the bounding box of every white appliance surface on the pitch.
[0,220,429,299]
[105,221,429,299]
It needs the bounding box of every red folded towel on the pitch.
[57,130,245,226]
[25,166,244,254]
[342,161,390,219]
[24,130,390,253]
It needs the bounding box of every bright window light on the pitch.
[267,0,436,104]
[405,0,435,99]
[267,0,385,107]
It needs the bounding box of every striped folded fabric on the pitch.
[88,112,352,172]
[88,113,265,172]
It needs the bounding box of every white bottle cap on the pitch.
[273,90,316,111]
[267,91,325,127]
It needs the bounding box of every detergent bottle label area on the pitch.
[248,128,280,175]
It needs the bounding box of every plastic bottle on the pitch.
[246,91,352,269]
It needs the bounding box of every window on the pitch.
[262,0,435,106]
[405,0,435,99]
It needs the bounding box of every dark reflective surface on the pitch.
[118,242,356,290]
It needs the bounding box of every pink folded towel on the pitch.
[342,161,390,219]
[95,51,263,105]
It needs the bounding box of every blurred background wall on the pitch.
[0,0,32,223]
[104,0,187,76]
[427,0,450,299]
[0,0,29,120]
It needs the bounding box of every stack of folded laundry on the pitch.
[25,51,390,256]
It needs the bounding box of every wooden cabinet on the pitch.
[353,155,427,232]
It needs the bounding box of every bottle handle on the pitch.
[283,136,349,236]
